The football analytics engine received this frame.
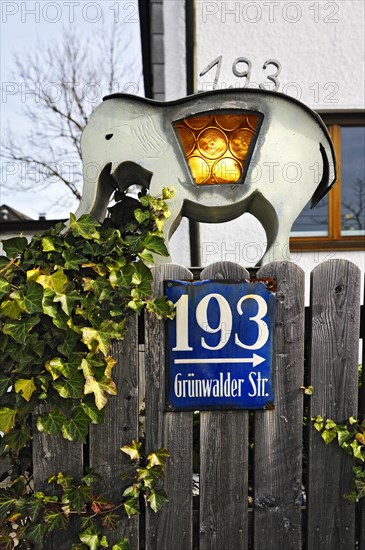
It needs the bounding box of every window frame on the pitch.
[290,111,365,252]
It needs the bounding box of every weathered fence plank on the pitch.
[89,315,139,548]
[253,261,305,550]
[359,281,365,550]
[32,419,84,549]
[145,264,194,550]
[199,262,250,550]
[307,260,361,550]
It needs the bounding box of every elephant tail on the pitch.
[311,142,337,208]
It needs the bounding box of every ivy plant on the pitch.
[0,188,175,547]
[312,415,365,501]
[0,439,169,548]
[0,188,174,450]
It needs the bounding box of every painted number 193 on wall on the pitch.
[165,279,276,411]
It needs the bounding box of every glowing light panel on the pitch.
[174,112,259,185]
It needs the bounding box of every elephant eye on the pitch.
[105,134,113,140]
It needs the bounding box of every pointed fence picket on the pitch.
[32,260,364,550]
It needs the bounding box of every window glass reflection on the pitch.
[341,127,365,236]
[291,196,329,236]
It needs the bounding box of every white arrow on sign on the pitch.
[174,353,265,368]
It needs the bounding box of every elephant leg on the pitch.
[259,220,293,265]
[248,193,292,266]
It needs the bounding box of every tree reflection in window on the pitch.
[341,127,365,236]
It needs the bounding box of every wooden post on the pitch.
[144,264,194,550]
[307,260,361,550]
[253,261,305,550]
[199,262,250,550]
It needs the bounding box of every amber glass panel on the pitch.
[175,112,259,185]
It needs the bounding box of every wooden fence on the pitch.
[32,260,364,550]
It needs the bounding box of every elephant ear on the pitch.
[108,196,140,228]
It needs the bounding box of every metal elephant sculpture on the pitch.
[75,89,336,265]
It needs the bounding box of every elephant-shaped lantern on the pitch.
[74,89,336,265]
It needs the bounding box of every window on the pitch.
[290,113,365,251]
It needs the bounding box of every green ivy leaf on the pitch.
[57,331,81,356]
[61,408,90,442]
[81,397,105,424]
[0,299,22,319]
[2,237,28,258]
[134,209,151,224]
[0,490,17,516]
[24,522,47,544]
[84,376,117,410]
[62,247,88,270]
[54,291,79,316]
[70,213,101,240]
[321,428,337,444]
[137,465,164,489]
[22,280,44,313]
[325,419,337,430]
[147,489,169,513]
[45,357,71,380]
[143,233,168,256]
[0,277,12,298]
[37,269,68,293]
[112,539,131,550]
[124,497,139,518]
[337,428,351,446]
[147,298,175,320]
[44,510,68,532]
[2,316,40,344]
[4,426,31,451]
[18,495,43,520]
[14,377,37,402]
[138,249,154,264]
[81,469,103,487]
[79,523,102,550]
[64,484,92,513]
[37,409,65,436]
[42,236,58,252]
[53,373,84,399]
[355,478,365,499]
[81,327,111,356]
[121,440,142,461]
[351,439,365,462]
[147,448,170,468]
[0,407,17,434]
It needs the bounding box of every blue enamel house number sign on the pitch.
[165,279,276,411]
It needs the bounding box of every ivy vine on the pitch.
[0,188,175,548]
[312,415,365,501]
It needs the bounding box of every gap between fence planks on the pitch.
[199,262,250,550]
[253,261,305,550]
[307,260,361,550]
[144,264,194,550]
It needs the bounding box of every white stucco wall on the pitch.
[194,0,365,110]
